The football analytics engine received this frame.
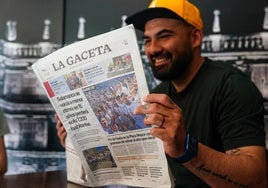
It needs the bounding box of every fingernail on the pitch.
[143,103,150,110]
[142,95,148,101]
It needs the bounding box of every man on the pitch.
[0,109,9,174]
[56,0,267,187]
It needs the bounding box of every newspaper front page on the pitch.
[31,25,173,188]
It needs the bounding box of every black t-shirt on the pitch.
[151,58,265,187]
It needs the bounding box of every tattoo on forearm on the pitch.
[196,164,248,188]
[230,149,240,155]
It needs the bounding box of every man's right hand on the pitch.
[55,114,67,147]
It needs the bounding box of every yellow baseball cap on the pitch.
[125,0,203,31]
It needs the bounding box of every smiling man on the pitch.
[126,0,267,187]
[55,0,267,187]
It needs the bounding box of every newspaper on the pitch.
[31,25,173,188]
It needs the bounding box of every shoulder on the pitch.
[201,58,260,94]
[202,58,246,78]
[206,59,262,97]
[194,59,264,117]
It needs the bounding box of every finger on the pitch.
[56,120,63,130]
[61,141,65,148]
[143,94,177,109]
[57,127,66,147]
[134,102,175,119]
[54,113,59,121]
[134,102,151,114]
[144,113,165,127]
[60,132,67,147]
[57,127,63,137]
[159,116,165,127]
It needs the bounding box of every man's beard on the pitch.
[150,48,193,82]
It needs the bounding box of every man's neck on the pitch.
[172,56,204,92]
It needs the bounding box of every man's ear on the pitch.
[191,28,203,48]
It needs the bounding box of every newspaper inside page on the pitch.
[31,25,173,188]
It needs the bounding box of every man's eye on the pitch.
[160,35,170,39]
[143,39,150,45]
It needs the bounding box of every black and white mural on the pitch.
[0,0,65,174]
[0,0,267,175]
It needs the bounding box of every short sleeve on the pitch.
[216,73,265,150]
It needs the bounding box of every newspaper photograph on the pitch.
[31,25,172,188]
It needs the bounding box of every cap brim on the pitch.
[125,8,182,31]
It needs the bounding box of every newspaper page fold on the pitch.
[31,25,173,188]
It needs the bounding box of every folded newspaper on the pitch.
[32,25,173,188]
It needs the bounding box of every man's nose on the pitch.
[146,40,163,55]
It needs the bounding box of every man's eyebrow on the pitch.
[142,29,175,40]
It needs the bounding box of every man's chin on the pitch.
[153,73,173,82]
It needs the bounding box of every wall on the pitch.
[0,0,65,174]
